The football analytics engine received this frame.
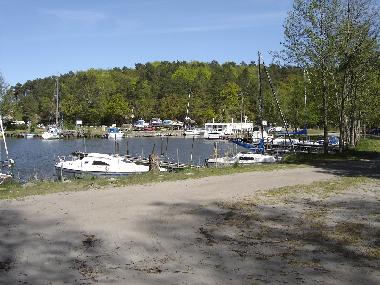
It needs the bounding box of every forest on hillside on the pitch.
[0,60,379,130]
[0,61,316,128]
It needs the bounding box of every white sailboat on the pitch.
[42,77,61,140]
[0,115,14,183]
[41,126,61,140]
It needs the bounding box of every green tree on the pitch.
[284,0,342,153]
[283,0,379,152]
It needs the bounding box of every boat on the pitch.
[107,127,124,139]
[252,130,273,143]
[41,126,61,140]
[55,152,167,179]
[25,133,35,139]
[204,131,223,139]
[133,119,149,130]
[203,120,254,139]
[42,77,61,140]
[206,151,277,167]
[0,115,14,184]
[184,128,204,137]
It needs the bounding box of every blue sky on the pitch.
[0,0,293,85]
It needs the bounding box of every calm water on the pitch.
[1,137,242,180]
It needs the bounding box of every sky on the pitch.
[0,0,293,86]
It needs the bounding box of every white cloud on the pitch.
[145,11,287,34]
[41,9,107,24]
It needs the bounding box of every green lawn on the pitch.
[283,138,380,162]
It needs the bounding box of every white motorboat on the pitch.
[107,127,124,139]
[42,126,61,140]
[25,133,35,139]
[206,151,277,166]
[184,128,204,137]
[55,152,166,179]
[205,131,223,139]
[272,136,299,146]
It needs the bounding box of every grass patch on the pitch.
[209,176,379,271]
[283,138,380,163]
[0,163,300,200]
[355,137,380,153]
[333,222,366,244]
[263,176,371,200]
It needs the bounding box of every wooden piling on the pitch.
[149,154,160,172]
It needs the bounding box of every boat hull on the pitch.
[206,153,277,167]
[41,133,60,140]
[55,166,147,179]
[107,133,124,139]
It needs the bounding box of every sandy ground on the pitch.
[0,165,379,284]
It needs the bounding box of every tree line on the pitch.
[0,62,317,128]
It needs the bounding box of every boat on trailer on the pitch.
[107,127,124,139]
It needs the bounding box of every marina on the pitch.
[1,123,342,182]
[1,137,236,181]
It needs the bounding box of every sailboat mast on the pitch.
[0,116,9,160]
[257,52,264,140]
[55,76,59,126]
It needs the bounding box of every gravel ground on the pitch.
[0,165,379,284]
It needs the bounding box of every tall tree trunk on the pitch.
[339,86,346,153]
[349,113,354,146]
[322,70,329,154]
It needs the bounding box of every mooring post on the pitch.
[190,136,194,165]
[176,148,179,167]
[160,137,163,156]
[149,145,160,173]
[149,153,160,172]
[60,164,63,182]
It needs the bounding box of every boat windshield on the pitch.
[92,161,110,166]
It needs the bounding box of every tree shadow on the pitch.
[130,192,380,284]
[284,155,380,179]
[0,209,127,284]
[1,179,378,284]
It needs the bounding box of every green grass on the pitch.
[283,138,380,163]
[355,137,380,152]
[263,176,372,200]
[0,163,300,200]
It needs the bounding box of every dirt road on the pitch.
[0,166,378,284]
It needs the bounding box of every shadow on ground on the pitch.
[136,186,380,284]
[1,159,379,284]
[285,156,380,179]
[0,209,128,284]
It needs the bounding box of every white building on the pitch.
[204,119,254,139]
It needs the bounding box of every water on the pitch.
[1,137,241,180]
